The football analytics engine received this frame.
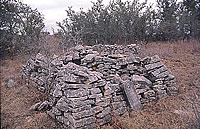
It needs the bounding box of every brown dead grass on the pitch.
[1,40,200,129]
[0,56,64,129]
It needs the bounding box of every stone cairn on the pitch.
[22,44,177,129]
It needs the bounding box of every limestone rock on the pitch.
[37,101,49,111]
[21,44,177,129]
[30,101,42,111]
[145,62,163,71]
[53,88,62,98]
[82,54,97,63]
[7,78,15,88]
[132,75,152,86]
[122,80,143,110]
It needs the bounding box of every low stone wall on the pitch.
[22,44,177,129]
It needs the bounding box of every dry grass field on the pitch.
[1,40,200,129]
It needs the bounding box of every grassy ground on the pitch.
[1,40,200,129]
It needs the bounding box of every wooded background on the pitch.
[1,0,200,55]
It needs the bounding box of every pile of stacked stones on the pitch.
[22,44,177,129]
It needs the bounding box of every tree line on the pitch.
[57,0,200,45]
[0,0,199,56]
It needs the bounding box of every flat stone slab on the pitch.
[122,80,143,110]
[132,75,152,86]
[151,65,168,77]
[145,61,163,70]
[108,54,127,59]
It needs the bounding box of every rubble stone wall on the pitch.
[22,44,177,129]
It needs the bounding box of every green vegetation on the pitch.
[0,0,45,56]
[1,0,199,55]
[57,0,200,45]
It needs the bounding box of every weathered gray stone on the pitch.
[65,62,87,73]
[71,105,91,113]
[56,97,69,112]
[70,99,95,108]
[156,71,171,78]
[152,85,167,91]
[73,71,89,77]
[63,117,70,126]
[112,95,125,102]
[77,123,96,129]
[51,58,63,66]
[56,116,64,123]
[30,101,42,111]
[141,56,150,64]
[97,107,111,118]
[121,74,130,80]
[108,54,126,59]
[122,80,143,110]
[91,106,103,114]
[113,106,127,116]
[151,66,168,77]
[95,56,103,62]
[97,114,111,125]
[35,53,47,62]
[53,88,62,98]
[157,90,168,99]
[59,73,81,84]
[92,80,107,87]
[48,96,57,107]
[167,86,178,95]
[88,93,103,99]
[37,100,49,111]
[65,89,88,98]
[69,96,88,101]
[165,80,176,87]
[132,75,152,86]
[7,78,15,88]
[52,107,62,115]
[96,99,110,107]
[148,97,156,102]
[82,54,97,63]
[72,110,93,120]
[90,88,101,94]
[136,89,147,94]
[166,74,175,81]
[72,52,80,61]
[150,55,161,63]
[144,90,155,98]
[145,61,163,71]
[88,74,98,84]
[127,64,138,71]
[103,106,111,114]
[63,55,73,64]
[126,56,141,64]
[47,110,56,119]
[112,101,127,110]
[63,84,90,89]
[73,117,96,128]
[104,89,114,96]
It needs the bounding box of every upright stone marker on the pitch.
[122,80,143,110]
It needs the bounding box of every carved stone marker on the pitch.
[122,80,143,110]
